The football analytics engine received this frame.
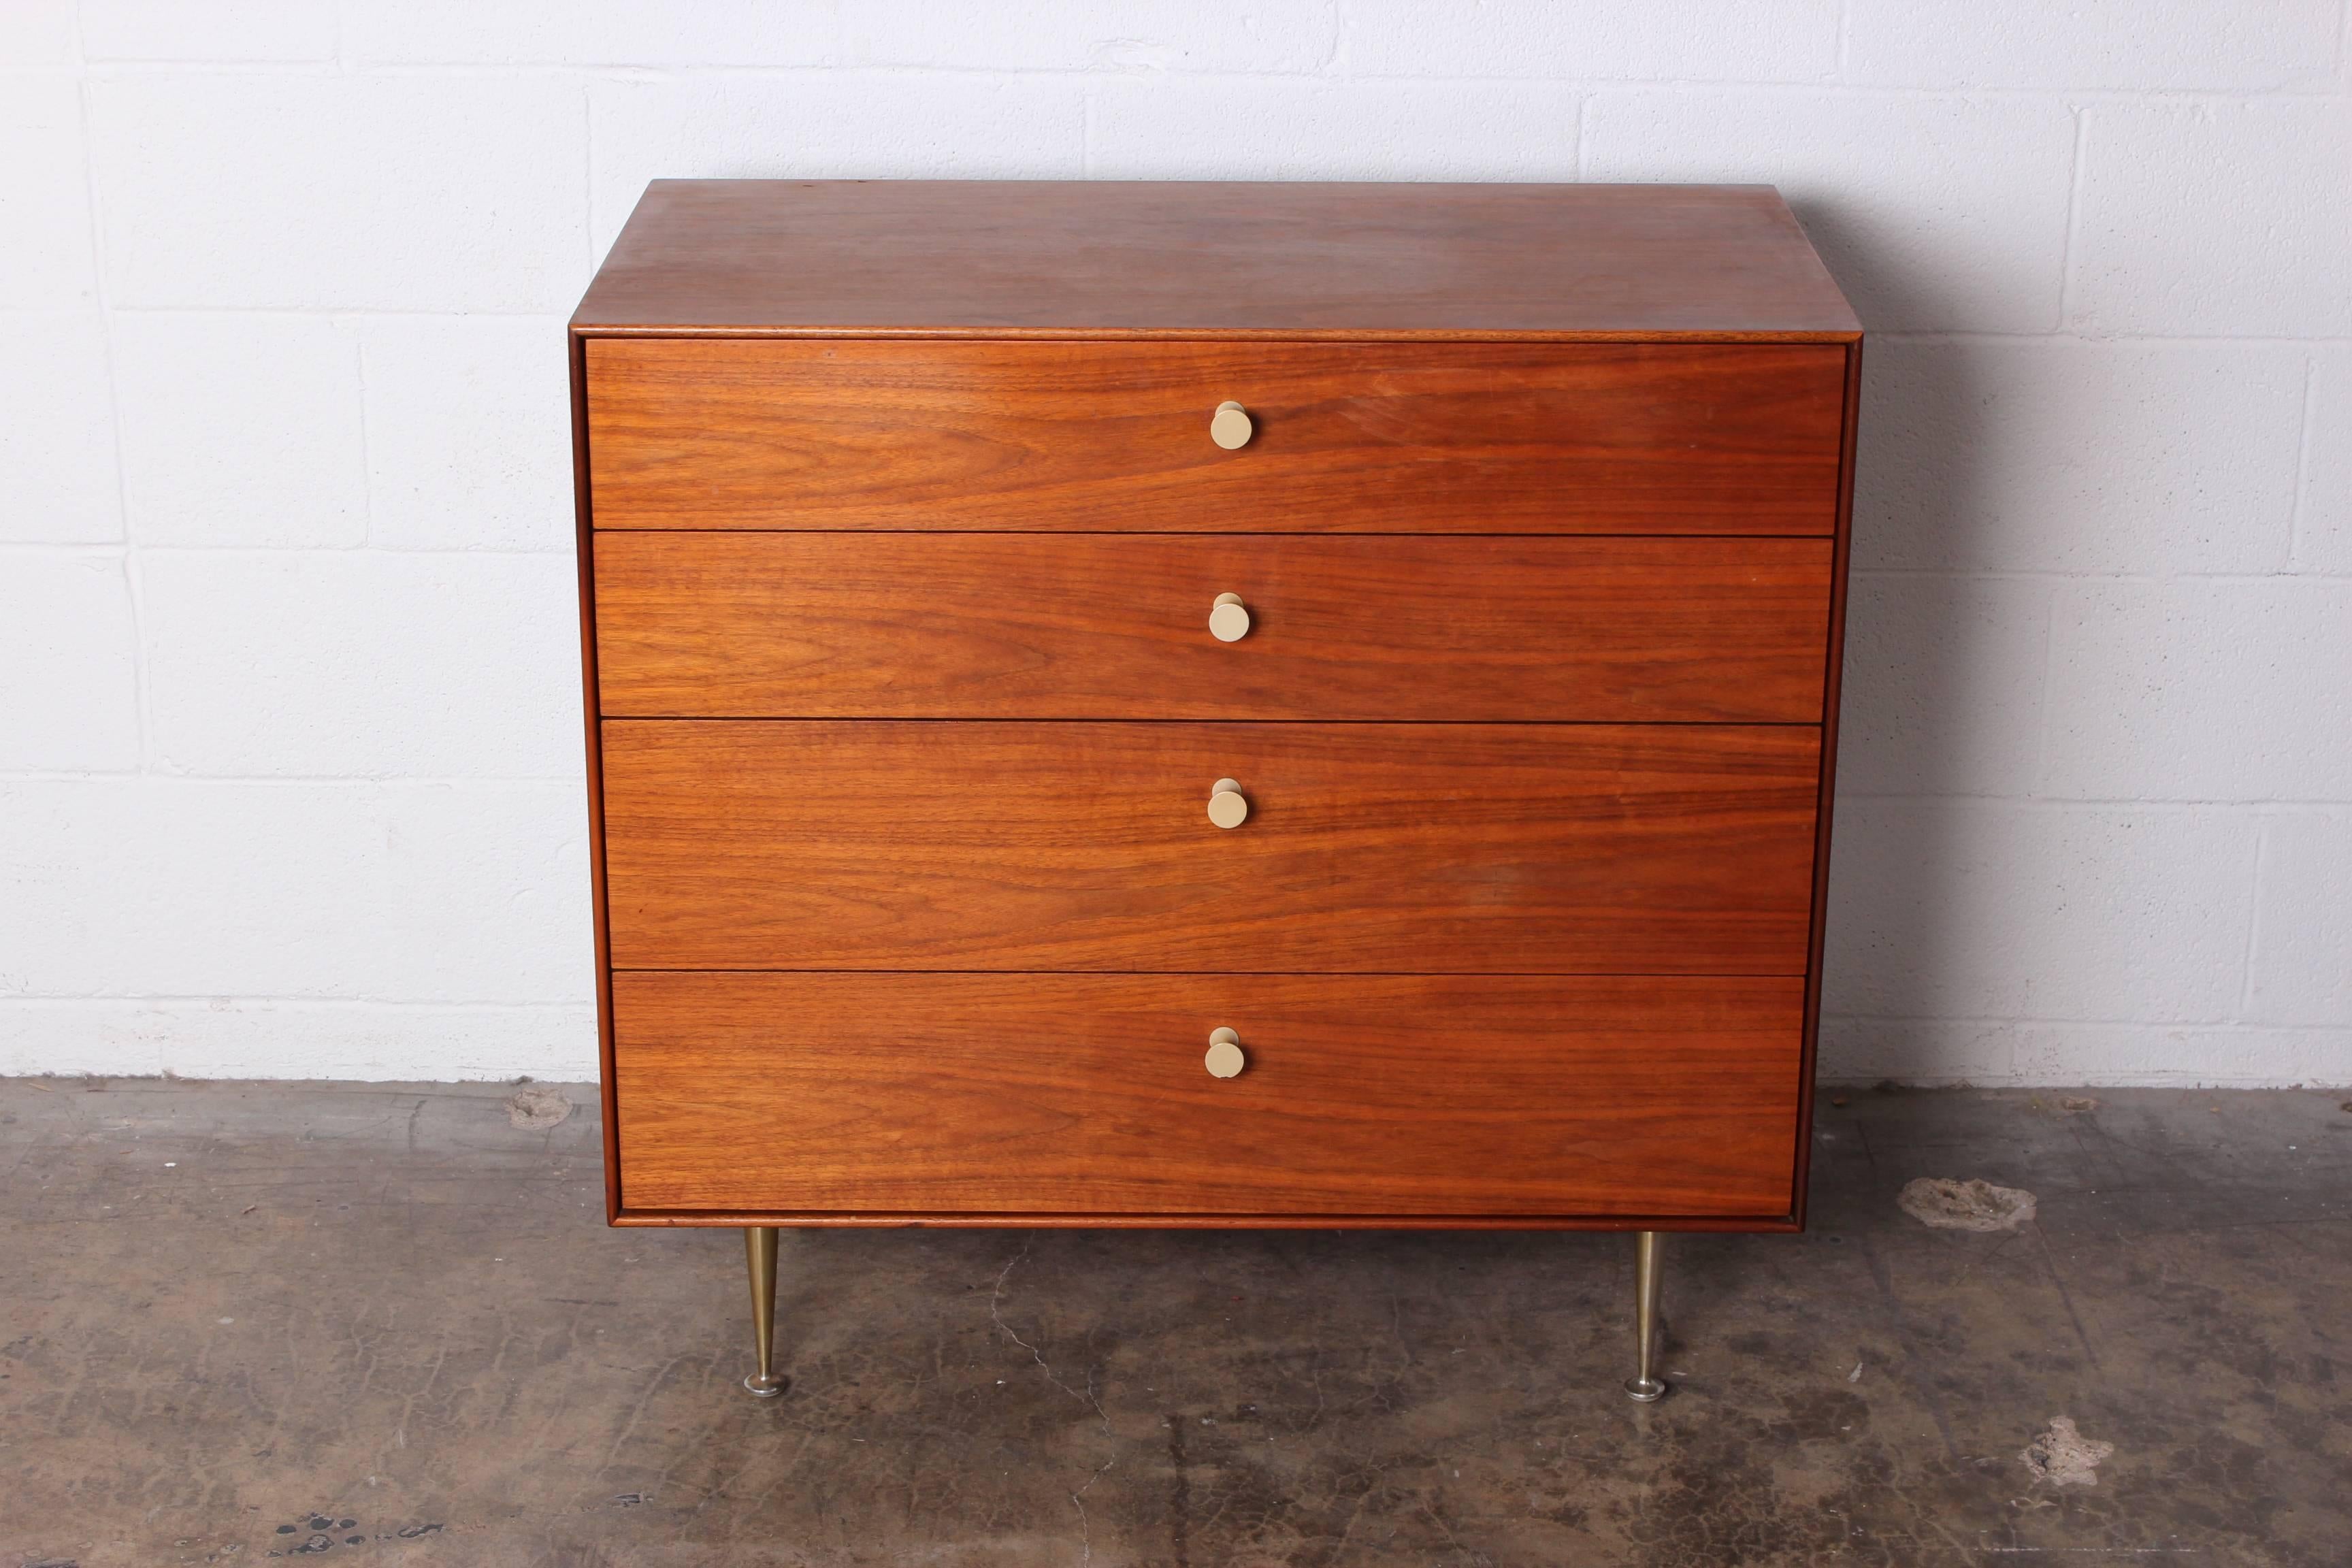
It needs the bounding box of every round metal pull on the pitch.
[1209,400,1254,450]
[1208,592,1251,642]
[1205,1027,1246,1079]
[1207,778,1248,829]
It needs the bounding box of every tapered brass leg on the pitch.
[742,1226,785,1398]
[1624,1230,1666,1403]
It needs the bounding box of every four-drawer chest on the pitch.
[570,180,1862,1401]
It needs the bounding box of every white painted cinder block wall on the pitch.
[3,2,2349,1085]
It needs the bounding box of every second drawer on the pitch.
[600,721,1821,973]
[595,533,1835,722]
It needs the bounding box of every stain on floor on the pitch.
[1,1080,2345,1565]
[1897,1175,2038,1232]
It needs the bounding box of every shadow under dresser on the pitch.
[568,179,1863,1402]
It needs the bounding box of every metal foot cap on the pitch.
[1624,1376,1666,1404]
[743,1373,787,1399]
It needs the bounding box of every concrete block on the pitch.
[589,74,1085,256]
[1,74,97,306]
[1824,800,2257,1024]
[346,0,842,65]
[113,313,365,548]
[0,999,600,1080]
[13,13,2346,1087]
[0,553,140,771]
[848,0,1335,71]
[140,551,581,779]
[0,312,121,542]
[0,1,76,67]
[88,74,589,312]
[1843,0,2342,90]
[2296,346,2352,573]
[361,316,574,552]
[1344,0,1838,82]
[1088,76,1578,180]
[1582,91,2074,333]
[2248,813,2352,1027]
[2008,1024,2352,1086]
[0,779,591,1002]
[2072,100,2352,338]
[1835,572,2052,799]
[2040,578,2352,802]
[80,0,338,60]
[1820,1018,2352,1088]
[1854,337,2304,575]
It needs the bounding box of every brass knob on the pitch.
[1207,778,1248,829]
[1205,1027,1246,1079]
[1209,401,1254,450]
[1208,592,1251,642]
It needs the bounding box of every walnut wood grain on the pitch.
[570,181,1868,1232]
[600,721,1820,974]
[595,533,1835,723]
[571,181,1861,338]
[610,971,1805,1218]
[583,339,1846,534]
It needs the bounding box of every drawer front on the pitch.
[595,533,1835,723]
[612,971,1803,1218]
[584,339,1846,534]
[600,721,1819,973]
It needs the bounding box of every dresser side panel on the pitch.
[572,329,625,1225]
[1791,338,1865,1227]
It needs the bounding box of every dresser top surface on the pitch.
[572,180,1861,340]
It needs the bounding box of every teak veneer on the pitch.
[600,720,1820,975]
[586,339,1846,534]
[570,180,1863,1404]
[594,533,1835,723]
[612,973,1806,1220]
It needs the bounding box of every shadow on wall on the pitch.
[1787,199,2004,1086]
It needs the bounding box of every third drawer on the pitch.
[600,720,1821,973]
[595,532,1835,723]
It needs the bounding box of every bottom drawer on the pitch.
[611,973,1804,1221]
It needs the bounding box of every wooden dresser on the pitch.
[570,180,1861,1402]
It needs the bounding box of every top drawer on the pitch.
[583,340,1847,534]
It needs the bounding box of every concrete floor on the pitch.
[1,1081,2346,1567]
